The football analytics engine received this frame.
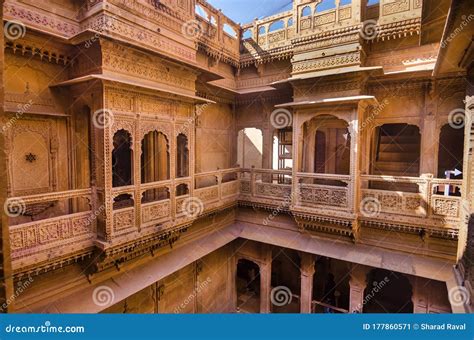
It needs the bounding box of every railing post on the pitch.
[250,166,256,198]
[217,167,223,201]
[420,173,433,218]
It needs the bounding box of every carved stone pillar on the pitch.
[408,276,428,313]
[300,253,316,313]
[349,264,369,313]
[420,114,437,175]
[259,261,272,313]
[262,126,273,170]
[260,245,272,313]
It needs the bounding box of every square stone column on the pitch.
[259,261,272,313]
[349,264,370,313]
[300,253,316,313]
[260,244,273,313]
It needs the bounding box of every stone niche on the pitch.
[6,117,68,197]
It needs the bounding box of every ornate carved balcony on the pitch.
[8,166,464,278]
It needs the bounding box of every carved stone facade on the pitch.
[1,0,472,314]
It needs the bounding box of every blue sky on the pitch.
[207,0,293,24]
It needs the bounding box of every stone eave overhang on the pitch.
[275,95,378,109]
[51,74,215,104]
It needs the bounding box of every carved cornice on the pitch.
[92,224,191,273]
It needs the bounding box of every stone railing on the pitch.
[194,168,241,214]
[195,0,241,65]
[238,168,293,209]
[360,174,463,227]
[295,172,352,211]
[237,169,463,232]
[9,167,463,275]
[6,189,94,274]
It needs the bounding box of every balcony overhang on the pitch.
[51,73,215,104]
[275,95,378,109]
[288,66,384,82]
[433,0,474,75]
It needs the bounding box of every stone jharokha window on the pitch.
[176,133,189,178]
[141,131,170,183]
[301,6,312,17]
[223,23,238,38]
[268,20,285,33]
[112,130,133,188]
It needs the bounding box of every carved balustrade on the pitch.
[195,0,241,65]
[193,168,241,214]
[6,189,94,274]
[295,172,351,211]
[360,174,463,227]
[238,168,293,210]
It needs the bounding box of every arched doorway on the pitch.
[312,257,350,313]
[370,123,421,192]
[236,259,260,313]
[271,248,300,313]
[363,269,413,313]
[237,128,263,168]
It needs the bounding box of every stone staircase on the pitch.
[371,125,421,192]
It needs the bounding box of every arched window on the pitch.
[301,6,312,17]
[237,128,263,168]
[112,130,133,188]
[242,29,252,39]
[195,4,209,20]
[223,23,237,38]
[316,0,336,13]
[258,26,266,35]
[340,0,352,5]
[287,18,294,27]
[176,133,189,178]
[210,16,217,26]
[141,131,170,183]
[269,20,285,32]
